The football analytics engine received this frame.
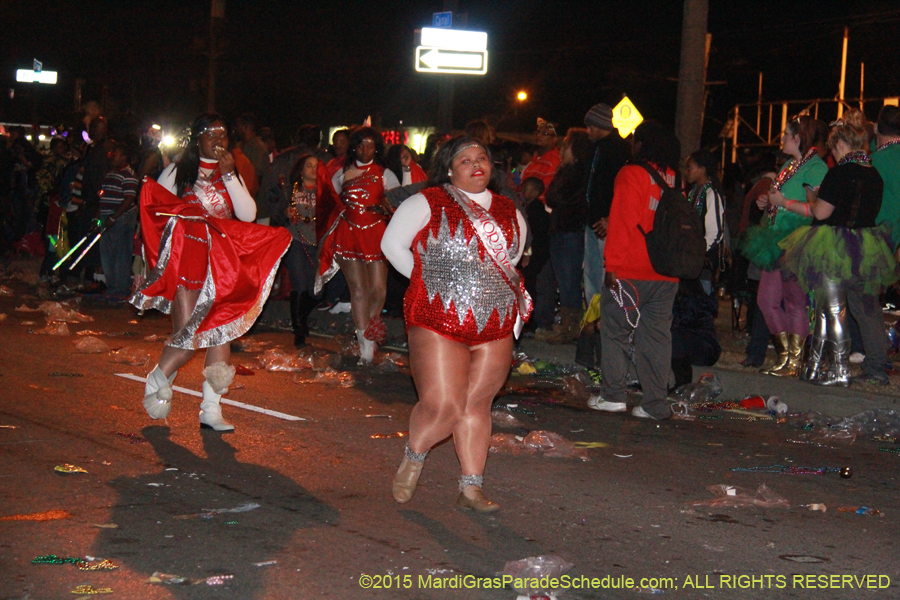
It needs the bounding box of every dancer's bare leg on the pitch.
[364,261,388,323]
[452,336,514,477]
[336,257,370,331]
[157,287,200,375]
[407,326,470,454]
[204,344,230,367]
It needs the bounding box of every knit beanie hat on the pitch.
[584,104,614,131]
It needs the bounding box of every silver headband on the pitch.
[197,125,227,138]
[450,142,485,160]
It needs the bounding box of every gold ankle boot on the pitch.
[769,333,804,377]
[762,332,790,375]
[456,487,500,513]
[392,457,424,503]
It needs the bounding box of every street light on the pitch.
[517,90,528,102]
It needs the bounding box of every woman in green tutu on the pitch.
[773,109,899,386]
[742,116,828,377]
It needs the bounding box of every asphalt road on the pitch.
[1,264,899,600]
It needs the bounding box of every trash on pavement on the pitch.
[491,409,526,428]
[230,339,272,353]
[292,368,355,387]
[30,320,70,335]
[147,571,234,585]
[370,431,408,439]
[837,506,883,517]
[54,464,88,474]
[739,395,766,410]
[489,433,536,456]
[258,348,310,372]
[32,555,118,570]
[561,374,589,401]
[253,560,277,567]
[234,364,255,375]
[671,373,722,404]
[71,585,113,594]
[38,300,93,322]
[144,333,168,341]
[516,362,537,375]
[74,336,109,353]
[729,464,842,476]
[690,484,789,509]
[766,397,788,415]
[490,431,589,461]
[500,555,574,597]
[109,347,151,366]
[15,304,40,312]
[0,510,73,521]
[174,502,261,520]
[802,504,827,512]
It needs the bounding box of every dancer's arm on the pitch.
[381,193,430,278]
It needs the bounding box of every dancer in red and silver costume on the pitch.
[382,136,531,512]
[316,126,399,362]
[132,113,291,431]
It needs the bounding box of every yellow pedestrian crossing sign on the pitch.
[612,96,643,138]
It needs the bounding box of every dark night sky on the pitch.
[2,1,899,146]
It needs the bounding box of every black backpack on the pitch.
[636,163,706,280]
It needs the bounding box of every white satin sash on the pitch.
[443,184,532,338]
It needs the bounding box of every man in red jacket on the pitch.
[588,121,681,420]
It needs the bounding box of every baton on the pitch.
[68,232,103,270]
[52,234,90,271]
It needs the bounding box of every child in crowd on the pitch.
[519,177,551,331]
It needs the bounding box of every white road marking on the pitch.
[115,373,306,421]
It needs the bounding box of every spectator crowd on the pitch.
[2,100,899,418]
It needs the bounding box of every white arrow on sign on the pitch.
[415,47,487,75]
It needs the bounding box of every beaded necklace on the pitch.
[767,147,817,223]
[838,150,871,167]
[690,182,712,216]
[875,139,900,152]
[772,147,817,191]
[288,181,317,245]
[289,181,317,222]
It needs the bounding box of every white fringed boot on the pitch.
[356,329,376,364]
[144,365,177,419]
[199,362,236,432]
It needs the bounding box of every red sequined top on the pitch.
[404,186,524,345]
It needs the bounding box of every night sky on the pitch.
[2,1,899,146]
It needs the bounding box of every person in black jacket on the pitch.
[583,104,630,302]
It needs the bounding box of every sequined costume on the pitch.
[131,176,291,349]
[404,186,526,345]
[315,164,395,291]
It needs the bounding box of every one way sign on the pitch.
[415,47,488,75]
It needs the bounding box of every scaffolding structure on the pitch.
[721,96,900,164]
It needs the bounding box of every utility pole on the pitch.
[674,0,708,158]
[207,0,225,113]
[437,0,458,132]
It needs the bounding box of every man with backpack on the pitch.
[588,121,698,420]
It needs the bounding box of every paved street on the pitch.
[1,258,898,600]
